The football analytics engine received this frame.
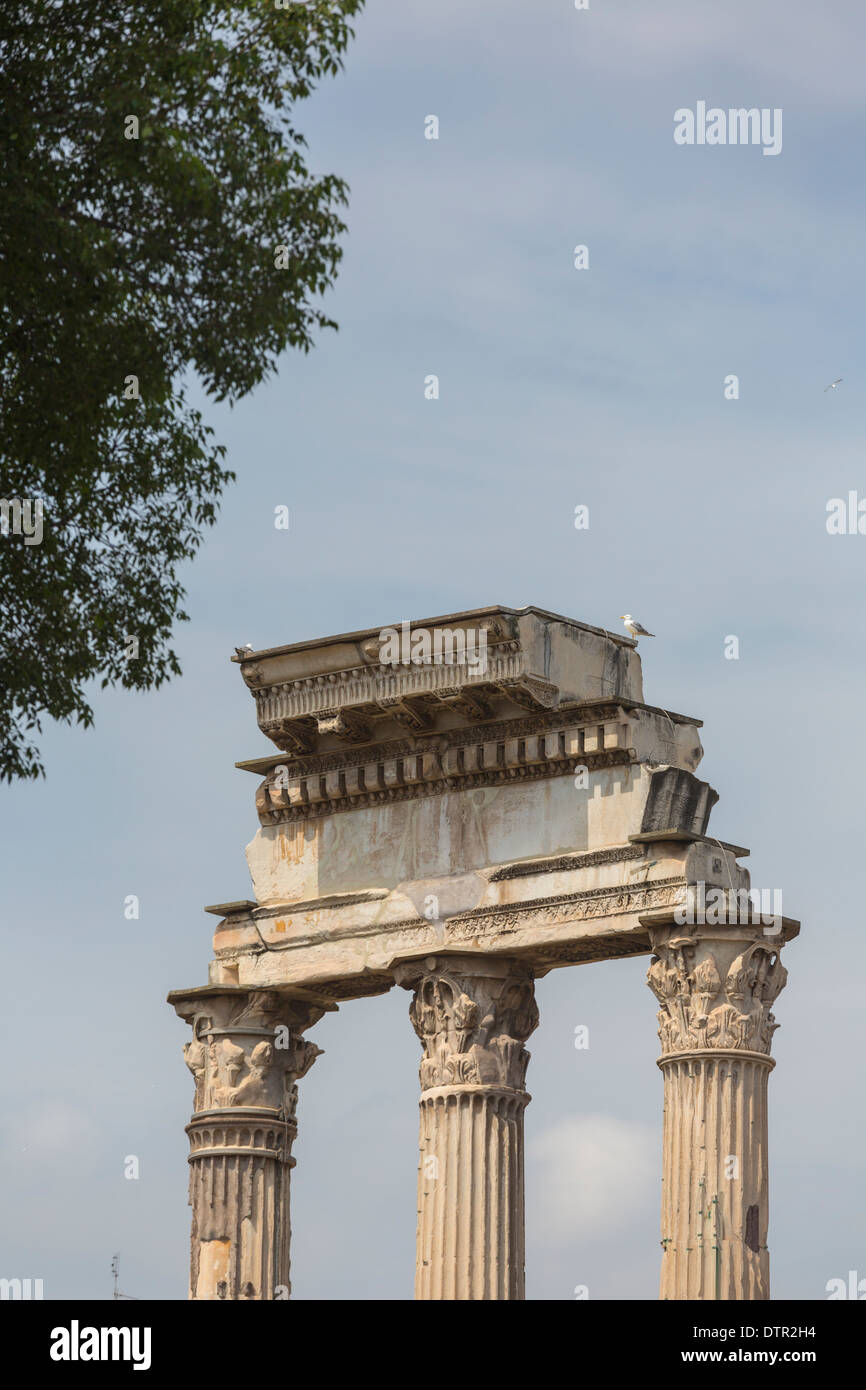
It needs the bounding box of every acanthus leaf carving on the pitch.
[177,991,325,1116]
[408,964,538,1092]
[648,937,787,1057]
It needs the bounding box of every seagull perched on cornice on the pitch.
[234,644,254,657]
[824,378,843,392]
[619,614,654,643]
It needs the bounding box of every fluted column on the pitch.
[647,924,789,1300]
[169,986,327,1300]
[395,954,539,1301]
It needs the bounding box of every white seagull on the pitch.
[824,378,843,392]
[620,614,654,643]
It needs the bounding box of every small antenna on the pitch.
[110,1253,137,1300]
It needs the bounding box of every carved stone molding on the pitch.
[375,695,434,733]
[316,709,371,743]
[246,700,640,776]
[443,688,494,722]
[224,878,688,990]
[256,641,531,730]
[254,711,634,825]
[270,721,314,755]
[444,877,685,943]
[647,932,787,1059]
[489,843,646,881]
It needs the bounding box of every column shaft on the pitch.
[186,1109,294,1299]
[417,1086,527,1300]
[659,1052,771,1300]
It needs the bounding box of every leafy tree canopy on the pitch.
[0,0,362,778]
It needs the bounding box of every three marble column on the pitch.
[172,928,787,1300]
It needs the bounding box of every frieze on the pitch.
[444,878,685,941]
[239,877,687,967]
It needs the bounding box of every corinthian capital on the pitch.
[170,986,329,1115]
[647,927,787,1058]
[395,955,539,1092]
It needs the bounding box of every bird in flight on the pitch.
[620,614,654,643]
[824,378,843,392]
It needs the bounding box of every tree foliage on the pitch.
[0,0,362,778]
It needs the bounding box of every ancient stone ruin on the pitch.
[169,605,798,1300]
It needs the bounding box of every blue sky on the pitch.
[3,0,865,1299]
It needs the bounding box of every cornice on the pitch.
[251,644,566,754]
[253,707,637,825]
[235,697,702,776]
[230,604,637,666]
